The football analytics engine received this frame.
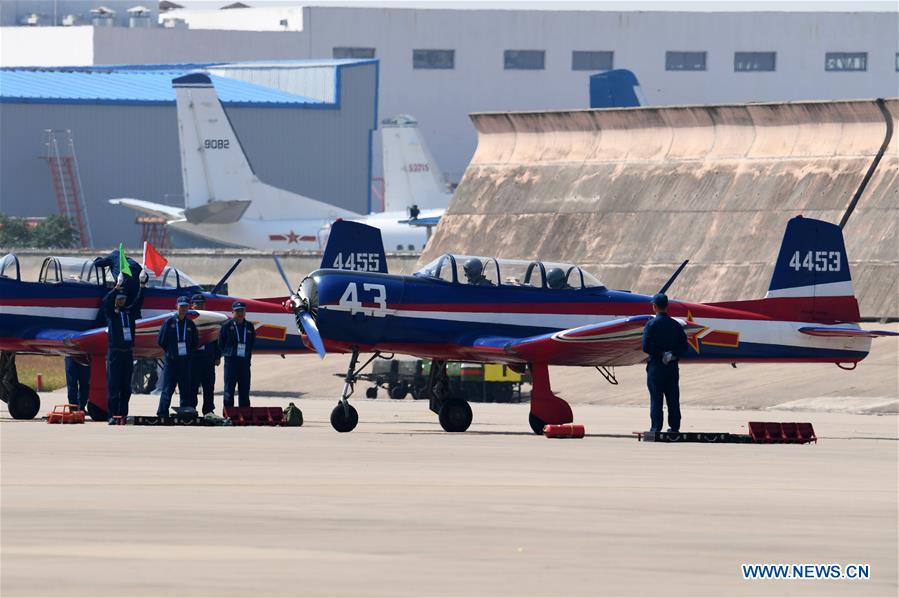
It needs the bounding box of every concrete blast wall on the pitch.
[421,99,897,318]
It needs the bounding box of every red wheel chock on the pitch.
[543,424,585,439]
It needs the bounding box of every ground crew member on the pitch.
[63,356,90,410]
[93,251,145,313]
[219,301,255,409]
[190,293,221,415]
[641,293,689,433]
[102,279,145,424]
[156,296,199,417]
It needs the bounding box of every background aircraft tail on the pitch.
[760,216,860,322]
[321,221,388,273]
[173,73,357,223]
[381,115,452,214]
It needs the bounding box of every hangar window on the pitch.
[895,53,899,71]
[413,49,455,69]
[734,51,776,72]
[665,51,706,71]
[504,50,545,70]
[333,47,376,59]
[825,52,867,71]
[572,51,613,71]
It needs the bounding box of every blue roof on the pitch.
[0,68,321,107]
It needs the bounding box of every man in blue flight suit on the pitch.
[156,296,199,417]
[190,293,221,415]
[641,293,689,433]
[102,278,145,424]
[63,356,90,410]
[218,301,255,409]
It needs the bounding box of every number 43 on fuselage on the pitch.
[283,218,896,434]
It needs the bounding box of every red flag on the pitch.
[143,241,168,277]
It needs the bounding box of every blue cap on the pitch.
[176,296,190,306]
[191,293,205,303]
[231,301,246,311]
[652,293,669,308]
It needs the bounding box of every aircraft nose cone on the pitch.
[298,276,318,315]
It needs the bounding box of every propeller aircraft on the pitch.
[280,217,897,434]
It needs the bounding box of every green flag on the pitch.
[118,243,132,277]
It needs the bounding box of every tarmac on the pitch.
[2,385,897,596]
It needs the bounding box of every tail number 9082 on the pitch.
[339,282,387,317]
[332,252,381,272]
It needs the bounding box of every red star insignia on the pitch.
[685,310,709,354]
[286,230,300,244]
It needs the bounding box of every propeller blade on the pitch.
[272,254,295,296]
[299,311,326,359]
[658,259,689,295]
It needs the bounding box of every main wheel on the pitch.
[528,413,546,435]
[365,387,378,399]
[86,402,108,422]
[7,383,40,420]
[388,384,408,400]
[438,399,472,433]
[330,403,358,433]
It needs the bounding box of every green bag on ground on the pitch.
[284,402,303,427]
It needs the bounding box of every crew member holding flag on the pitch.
[102,248,146,424]
[94,244,146,315]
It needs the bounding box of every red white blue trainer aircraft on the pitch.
[0,255,307,420]
[281,216,896,434]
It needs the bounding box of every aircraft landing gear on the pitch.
[331,348,381,433]
[0,352,41,420]
[427,360,472,432]
[527,362,573,435]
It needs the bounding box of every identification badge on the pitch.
[123,327,132,342]
[198,345,205,351]
[236,343,246,357]
[177,341,187,356]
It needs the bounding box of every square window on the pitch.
[572,50,613,71]
[895,52,899,71]
[504,50,545,70]
[825,52,867,72]
[413,49,455,70]
[734,51,776,72]
[666,51,707,71]
[332,47,376,59]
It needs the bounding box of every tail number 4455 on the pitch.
[789,250,841,272]
[339,282,387,317]
[332,252,380,272]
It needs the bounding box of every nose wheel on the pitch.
[330,348,381,433]
[438,399,472,432]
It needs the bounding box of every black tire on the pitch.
[330,403,359,433]
[528,413,546,435]
[438,399,472,433]
[388,384,408,400]
[86,402,108,422]
[411,384,427,401]
[7,383,40,420]
[365,387,378,399]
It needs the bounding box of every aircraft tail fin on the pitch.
[321,220,388,273]
[381,115,452,214]
[172,73,357,223]
[761,216,860,322]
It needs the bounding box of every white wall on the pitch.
[160,6,304,32]
[0,26,93,66]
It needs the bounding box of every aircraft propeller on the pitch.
[272,255,327,359]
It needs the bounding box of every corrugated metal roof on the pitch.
[0,69,323,106]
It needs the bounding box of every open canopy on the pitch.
[416,254,605,290]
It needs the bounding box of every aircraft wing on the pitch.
[798,327,899,338]
[465,315,706,367]
[109,198,185,222]
[398,208,444,227]
[19,310,226,357]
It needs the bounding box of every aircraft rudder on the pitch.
[321,220,388,273]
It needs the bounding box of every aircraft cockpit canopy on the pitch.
[153,266,200,290]
[416,254,605,290]
[38,257,107,285]
[0,253,21,281]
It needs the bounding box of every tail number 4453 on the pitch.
[339,282,387,317]
[789,250,841,272]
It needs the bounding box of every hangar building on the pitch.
[0,59,379,247]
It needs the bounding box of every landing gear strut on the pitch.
[527,362,573,435]
[426,359,472,432]
[330,348,380,433]
[0,352,41,420]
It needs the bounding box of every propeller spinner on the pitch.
[272,255,326,359]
